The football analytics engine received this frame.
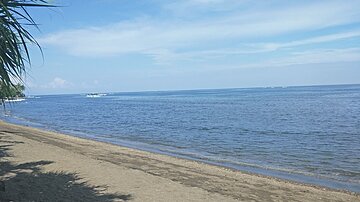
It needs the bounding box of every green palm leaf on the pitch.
[0,0,53,100]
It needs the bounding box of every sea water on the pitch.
[1,84,359,192]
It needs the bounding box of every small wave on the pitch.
[4,98,26,102]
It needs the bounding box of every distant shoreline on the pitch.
[0,121,359,201]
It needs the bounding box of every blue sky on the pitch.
[24,0,360,95]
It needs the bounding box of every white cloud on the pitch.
[163,0,248,14]
[252,30,360,51]
[185,48,360,72]
[240,48,360,68]
[145,29,360,64]
[46,77,72,89]
[278,48,360,66]
[26,77,73,90]
[38,0,360,68]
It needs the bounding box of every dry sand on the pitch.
[0,121,359,202]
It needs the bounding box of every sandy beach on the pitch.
[0,121,358,202]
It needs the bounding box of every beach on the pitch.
[0,121,358,201]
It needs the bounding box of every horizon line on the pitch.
[27,83,360,96]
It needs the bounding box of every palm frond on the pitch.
[0,0,53,94]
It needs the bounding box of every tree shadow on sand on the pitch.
[0,132,132,202]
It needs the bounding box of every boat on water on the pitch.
[26,95,40,99]
[86,93,107,98]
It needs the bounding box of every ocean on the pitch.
[1,84,359,192]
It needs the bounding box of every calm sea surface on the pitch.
[1,84,359,192]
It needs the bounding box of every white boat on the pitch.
[27,95,40,99]
[86,93,107,98]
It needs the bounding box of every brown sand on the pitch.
[0,121,359,202]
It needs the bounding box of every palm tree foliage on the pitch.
[0,81,24,100]
[0,0,51,94]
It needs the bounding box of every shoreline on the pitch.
[0,120,359,201]
[2,115,359,193]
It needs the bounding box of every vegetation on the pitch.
[0,0,51,96]
[0,81,25,100]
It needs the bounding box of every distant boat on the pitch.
[86,93,107,98]
[27,95,40,99]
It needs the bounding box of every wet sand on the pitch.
[0,121,359,201]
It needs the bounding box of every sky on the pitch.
[22,0,360,95]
